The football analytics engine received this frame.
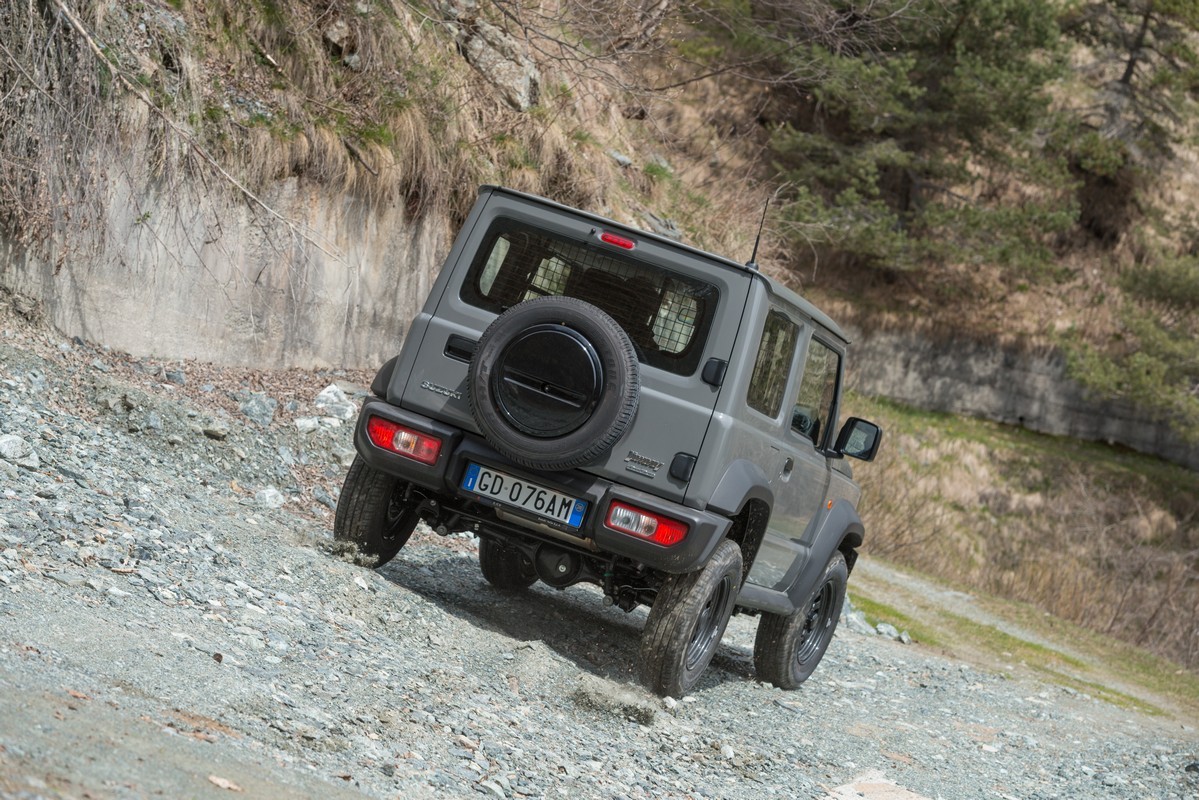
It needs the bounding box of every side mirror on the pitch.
[833,417,882,462]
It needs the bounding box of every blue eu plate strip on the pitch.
[462,463,480,491]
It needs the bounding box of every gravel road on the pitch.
[1,299,1197,800]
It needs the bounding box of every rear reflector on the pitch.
[366,416,442,465]
[605,501,688,546]
[599,231,636,250]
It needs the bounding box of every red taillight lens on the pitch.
[366,416,442,465]
[605,501,688,546]
[599,231,636,250]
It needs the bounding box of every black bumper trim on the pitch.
[352,398,730,574]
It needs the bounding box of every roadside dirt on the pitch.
[850,558,1199,727]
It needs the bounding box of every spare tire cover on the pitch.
[468,296,640,471]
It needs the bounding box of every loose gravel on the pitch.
[1,299,1197,800]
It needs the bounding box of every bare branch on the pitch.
[49,0,345,264]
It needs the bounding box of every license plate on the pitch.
[461,463,588,529]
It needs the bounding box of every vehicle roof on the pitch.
[481,185,850,344]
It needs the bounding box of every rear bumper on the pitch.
[353,397,730,573]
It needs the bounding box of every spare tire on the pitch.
[468,296,640,470]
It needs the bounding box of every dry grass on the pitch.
[2,0,793,271]
[851,394,1199,672]
[1,0,622,229]
[182,0,657,223]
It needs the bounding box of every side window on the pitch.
[791,338,841,447]
[478,237,509,294]
[652,282,698,354]
[747,310,799,418]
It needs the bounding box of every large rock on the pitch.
[0,434,39,469]
[642,211,682,241]
[440,1,540,111]
[201,418,230,441]
[324,19,352,51]
[239,392,278,427]
[255,487,286,509]
[315,384,357,421]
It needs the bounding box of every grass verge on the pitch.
[849,557,1199,722]
[844,392,1199,674]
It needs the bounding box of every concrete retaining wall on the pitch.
[1,170,450,369]
[846,330,1199,470]
[2,146,1194,470]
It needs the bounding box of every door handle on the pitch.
[781,457,795,477]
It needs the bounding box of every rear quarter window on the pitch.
[747,310,799,418]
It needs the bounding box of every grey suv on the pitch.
[335,186,882,697]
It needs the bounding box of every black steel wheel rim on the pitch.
[795,580,835,665]
[383,486,415,541]
[685,574,734,670]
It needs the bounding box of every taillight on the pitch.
[599,231,636,250]
[605,501,688,546]
[366,416,442,465]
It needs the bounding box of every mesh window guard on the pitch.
[461,220,719,376]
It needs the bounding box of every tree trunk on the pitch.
[1119,3,1155,86]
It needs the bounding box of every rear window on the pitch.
[461,219,719,376]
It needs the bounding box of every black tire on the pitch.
[468,296,640,471]
[638,540,743,697]
[478,538,537,591]
[754,550,848,690]
[333,456,420,567]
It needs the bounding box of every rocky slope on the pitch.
[1,298,1197,800]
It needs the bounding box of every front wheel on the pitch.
[638,540,743,698]
[754,550,848,689]
[333,456,420,566]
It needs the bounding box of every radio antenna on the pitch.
[746,196,770,270]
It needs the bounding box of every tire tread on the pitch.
[333,456,415,566]
[478,538,537,591]
[753,551,847,689]
[638,540,742,697]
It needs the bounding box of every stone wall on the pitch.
[846,329,1199,470]
[1,170,450,370]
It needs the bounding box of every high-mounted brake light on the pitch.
[605,501,688,546]
[366,416,442,465]
[599,231,636,250]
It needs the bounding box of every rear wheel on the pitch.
[333,456,420,566]
[638,540,742,697]
[754,551,847,689]
[478,538,537,591]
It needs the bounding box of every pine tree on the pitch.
[1058,0,1199,242]
[762,0,1073,272]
